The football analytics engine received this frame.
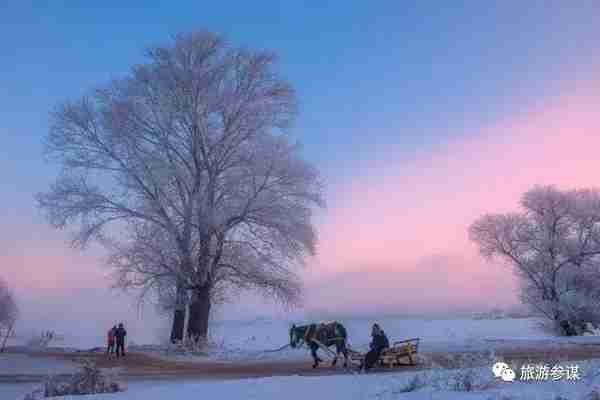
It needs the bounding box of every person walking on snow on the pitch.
[115,323,127,358]
[106,325,117,356]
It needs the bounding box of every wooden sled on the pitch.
[348,348,364,366]
[349,337,420,368]
[379,338,420,366]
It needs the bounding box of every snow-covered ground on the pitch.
[5,316,562,362]
[8,316,600,364]
[0,355,81,400]
[6,315,549,352]
[6,358,600,400]
[0,354,80,376]
[141,316,553,362]
[4,316,600,399]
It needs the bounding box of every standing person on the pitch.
[115,323,127,358]
[106,325,116,356]
[362,323,389,371]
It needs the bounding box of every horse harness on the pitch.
[302,322,345,345]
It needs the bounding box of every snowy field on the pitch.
[147,316,555,362]
[4,316,556,362]
[5,359,600,400]
[5,316,600,399]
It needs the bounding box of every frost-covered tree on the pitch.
[37,31,323,340]
[0,279,18,352]
[469,186,600,335]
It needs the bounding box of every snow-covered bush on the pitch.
[377,351,500,397]
[382,366,498,396]
[26,331,57,349]
[582,323,600,336]
[396,374,427,393]
[23,359,123,399]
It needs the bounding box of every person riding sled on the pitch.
[361,323,389,371]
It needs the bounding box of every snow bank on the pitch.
[10,358,600,400]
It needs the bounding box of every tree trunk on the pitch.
[170,285,186,343]
[187,284,211,342]
[170,308,185,343]
[183,297,190,342]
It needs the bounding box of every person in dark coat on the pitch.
[115,323,127,358]
[362,323,390,371]
[380,329,390,348]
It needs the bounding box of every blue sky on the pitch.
[3,2,599,183]
[2,2,600,340]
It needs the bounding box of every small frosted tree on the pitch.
[37,31,323,341]
[0,279,18,352]
[469,186,600,335]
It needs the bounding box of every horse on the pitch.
[289,321,349,368]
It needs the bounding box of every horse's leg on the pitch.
[331,342,340,366]
[310,343,320,368]
[343,342,349,368]
[331,347,338,367]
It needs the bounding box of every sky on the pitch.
[1,1,600,344]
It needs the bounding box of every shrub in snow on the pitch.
[171,336,210,354]
[396,374,427,393]
[383,361,499,396]
[382,351,515,396]
[26,331,57,349]
[23,359,123,398]
[583,323,600,336]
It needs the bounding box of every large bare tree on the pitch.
[0,279,18,352]
[469,185,600,334]
[37,31,323,340]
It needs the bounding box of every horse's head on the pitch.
[289,324,300,348]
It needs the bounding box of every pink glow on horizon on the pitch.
[304,81,600,314]
[1,225,107,292]
[3,81,600,320]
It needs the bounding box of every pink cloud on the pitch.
[305,79,600,314]
[1,224,107,292]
